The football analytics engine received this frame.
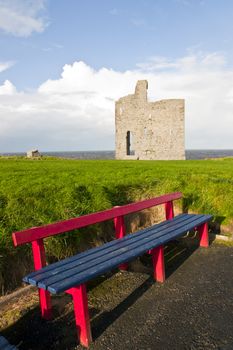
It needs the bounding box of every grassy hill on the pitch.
[0,156,233,293]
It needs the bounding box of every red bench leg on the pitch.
[38,289,52,319]
[151,245,165,283]
[32,240,52,320]
[66,284,92,348]
[165,201,174,220]
[114,214,128,271]
[198,222,209,247]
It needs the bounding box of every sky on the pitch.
[0,0,233,152]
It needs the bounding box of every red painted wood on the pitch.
[38,289,52,319]
[66,285,92,348]
[32,240,52,319]
[148,200,174,255]
[114,215,125,240]
[32,239,46,270]
[165,201,174,220]
[12,192,182,246]
[114,215,128,271]
[151,246,165,283]
[199,222,209,247]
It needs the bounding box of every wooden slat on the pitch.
[0,337,8,348]
[0,336,17,350]
[48,215,212,293]
[13,192,182,246]
[37,216,198,289]
[23,214,212,294]
[25,214,190,285]
[48,214,212,294]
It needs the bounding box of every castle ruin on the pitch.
[115,80,185,160]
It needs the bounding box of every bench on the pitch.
[12,192,212,347]
[0,335,18,350]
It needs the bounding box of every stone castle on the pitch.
[115,80,185,160]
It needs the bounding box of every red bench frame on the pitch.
[12,192,209,347]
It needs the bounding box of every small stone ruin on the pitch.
[27,149,41,158]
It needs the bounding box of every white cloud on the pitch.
[136,52,226,72]
[0,0,48,37]
[0,61,15,73]
[0,53,233,151]
[0,80,16,95]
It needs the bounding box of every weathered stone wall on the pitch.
[115,80,185,160]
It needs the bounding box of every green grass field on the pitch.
[0,156,233,293]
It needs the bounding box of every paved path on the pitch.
[89,245,233,350]
[2,244,233,350]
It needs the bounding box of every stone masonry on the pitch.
[115,80,185,160]
[27,149,41,158]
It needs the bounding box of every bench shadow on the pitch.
[165,228,216,278]
[92,235,210,341]
[209,216,226,234]
[91,276,154,341]
[164,239,200,279]
[138,238,201,281]
[2,236,214,349]
[1,298,98,350]
[1,277,153,350]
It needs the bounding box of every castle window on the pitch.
[126,131,135,156]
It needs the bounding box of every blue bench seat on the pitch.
[23,213,212,294]
[0,336,18,350]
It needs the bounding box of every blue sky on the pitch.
[0,0,233,151]
[1,0,233,89]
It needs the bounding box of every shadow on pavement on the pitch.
[2,236,212,349]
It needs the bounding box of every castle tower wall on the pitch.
[115,80,185,160]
